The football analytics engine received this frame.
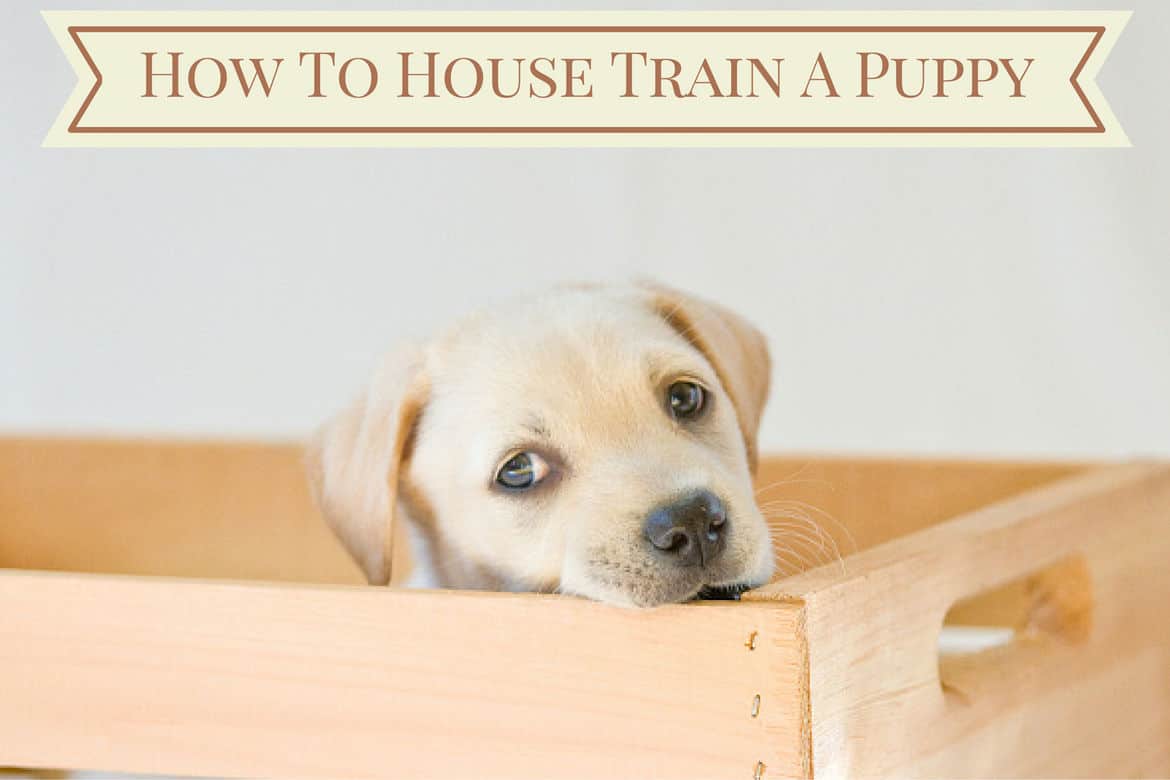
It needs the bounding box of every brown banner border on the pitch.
[65,25,1107,135]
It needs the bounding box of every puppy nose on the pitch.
[644,490,727,567]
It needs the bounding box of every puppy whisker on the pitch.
[754,476,836,497]
[759,498,858,558]
[753,462,835,496]
[761,508,848,576]
[757,495,854,540]
[771,544,821,577]
[763,519,834,557]
[764,523,839,571]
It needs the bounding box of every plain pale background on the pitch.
[2,0,1168,458]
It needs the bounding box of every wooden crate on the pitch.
[1,437,1167,778]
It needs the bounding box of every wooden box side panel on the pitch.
[0,573,807,780]
[752,455,1086,577]
[0,437,367,584]
[754,463,1170,778]
[1,436,1085,588]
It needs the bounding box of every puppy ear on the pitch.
[305,346,428,585]
[642,282,772,472]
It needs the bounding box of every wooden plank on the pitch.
[0,436,366,585]
[0,437,1084,587]
[751,455,1087,577]
[749,462,1170,778]
[0,571,806,780]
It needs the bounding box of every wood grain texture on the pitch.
[0,572,805,780]
[0,436,366,584]
[751,455,1087,577]
[0,437,1085,587]
[4,438,1166,779]
[750,461,1170,778]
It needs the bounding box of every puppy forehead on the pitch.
[444,293,705,385]
[424,291,713,431]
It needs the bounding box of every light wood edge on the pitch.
[2,435,1092,586]
[748,461,1170,777]
[0,569,808,780]
[751,461,1163,601]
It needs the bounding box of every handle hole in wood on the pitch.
[937,555,1092,700]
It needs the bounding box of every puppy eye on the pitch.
[495,451,551,490]
[667,381,706,420]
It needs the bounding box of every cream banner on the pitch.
[44,11,1131,147]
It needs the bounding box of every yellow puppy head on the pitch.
[307,283,774,607]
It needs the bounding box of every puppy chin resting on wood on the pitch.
[307,282,775,607]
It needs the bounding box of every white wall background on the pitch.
[2,0,1168,458]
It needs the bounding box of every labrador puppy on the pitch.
[306,282,775,607]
